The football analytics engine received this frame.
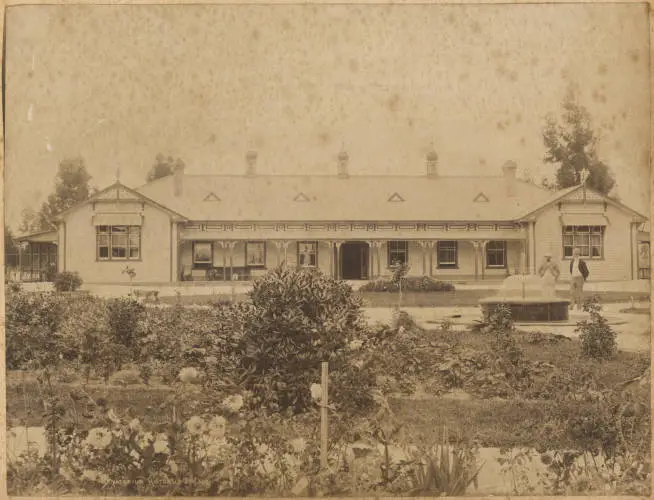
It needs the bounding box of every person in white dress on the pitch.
[538,252,560,297]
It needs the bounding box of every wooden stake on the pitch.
[320,362,329,469]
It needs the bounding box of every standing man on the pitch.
[570,248,589,310]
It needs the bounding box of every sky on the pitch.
[4,3,651,231]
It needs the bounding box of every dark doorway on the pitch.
[341,242,369,280]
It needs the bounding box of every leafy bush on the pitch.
[52,271,83,292]
[576,296,617,360]
[233,267,369,414]
[359,276,455,293]
[106,296,145,349]
[5,290,67,369]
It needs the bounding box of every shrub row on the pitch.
[359,276,455,293]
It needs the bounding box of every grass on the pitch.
[158,290,651,308]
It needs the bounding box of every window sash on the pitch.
[486,241,507,268]
[388,241,408,266]
[437,241,458,268]
[246,241,266,268]
[97,226,141,261]
[298,241,318,267]
[562,225,604,259]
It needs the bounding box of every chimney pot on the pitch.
[245,150,258,176]
[426,148,438,178]
[502,160,517,196]
[337,149,349,178]
[173,163,185,196]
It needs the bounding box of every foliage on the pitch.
[25,158,94,232]
[122,265,136,281]
[576,296,617,359]
[542,89,615,194]
[236,267,368,414]
[5,289,66,369]
[146,154,184,182]
[106,296,146,350]
[359,276,455,293]
[52,271,83,292]
[5,225,18,254]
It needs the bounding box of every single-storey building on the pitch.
[16,150,649,284]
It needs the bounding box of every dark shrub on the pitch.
[52,271,83,292]
[235,267,368,414]
[106,296,145,350]
[359,276,455,293]
[576,296,617,360]
[5,290,66,369]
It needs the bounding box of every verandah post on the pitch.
[320,361,328,469]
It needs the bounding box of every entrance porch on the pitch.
[176,237,530,282]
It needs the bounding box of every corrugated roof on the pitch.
[135,173,552,222]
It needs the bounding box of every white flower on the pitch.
[222,394,244,412]
[353,359,364,369]
[137,432,154,449]
[168,459,179,474]
[201,435,229,460]
[310,383,323,402]
[348,340,363,351]
[185,415,206,435]
[179,367,202,384]
[208,415,227,439]
[84,428,112,450]
[289,437,307,454]
[128,418,141,432]
[153,434,169,454]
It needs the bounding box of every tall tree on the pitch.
[543,91,616,195]
[19,158,93,233]
[5,226,18,254]
[146,154,184,183]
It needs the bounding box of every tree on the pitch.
[5,226,18,256]
[19,158,93,233]
[146,154,184,183]
[543,91,616,195]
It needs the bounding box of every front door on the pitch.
[341,242,369,280]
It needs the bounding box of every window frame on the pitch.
[97,225,141,262]
[245,241,266,268]
[562,225,604,260]
[485,240,507,269]
[297,241,318,268]
[436,240,458,269]
[387,240,409,267]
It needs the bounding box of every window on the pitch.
[388,240,409,266]
[246,241,266,268]
[486,240,507,268]
[97,226,141,260]
[563,226,604,259]
[298,241,318,267]
[437,241,458,268]
[193,242,213,268]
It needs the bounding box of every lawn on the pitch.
[158,289,651,307]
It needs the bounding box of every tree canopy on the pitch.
[542,91,616,195]
[19,158,93,233]
[146,154,184,183]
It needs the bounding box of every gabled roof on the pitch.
[53,182,188,222]
[518,184,648,221]
[135,173,553,222]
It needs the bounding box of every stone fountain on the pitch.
[479,274,571,322]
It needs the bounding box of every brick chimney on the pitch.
[173,163,185,196]
[502,160,517,197]
[426,148,438,178]
[245,150,258,176]
[337,148,349,178]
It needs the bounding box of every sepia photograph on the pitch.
[2,2,651,497]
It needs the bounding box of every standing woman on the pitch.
[538,252,560,297]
